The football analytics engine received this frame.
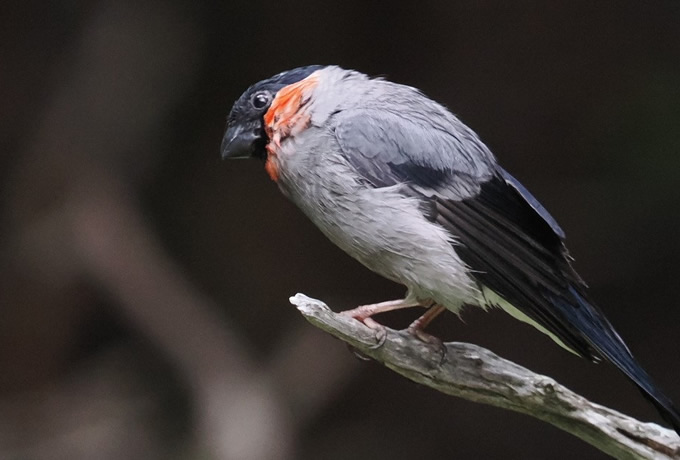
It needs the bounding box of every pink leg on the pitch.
[406,305,446,345]
[341,298,425,349]
[341,298,424,330]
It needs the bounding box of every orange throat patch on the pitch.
[263,73,319,182]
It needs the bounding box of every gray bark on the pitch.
[290,294,680,460]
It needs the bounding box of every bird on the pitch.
[221,65,680,433]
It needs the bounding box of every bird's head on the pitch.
[221,65,324,160]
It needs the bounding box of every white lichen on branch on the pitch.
[290,293,680,460]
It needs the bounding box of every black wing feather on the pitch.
[433,173,680,432]
[433,175,596,359]
[497,166,566,239]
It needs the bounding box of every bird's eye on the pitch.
[251,92,271,109]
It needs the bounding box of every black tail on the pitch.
[559,287,680,434]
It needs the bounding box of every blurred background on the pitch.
[2,1,679,459]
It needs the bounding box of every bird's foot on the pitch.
[340,309,387,349]
[340,298,422,349]
[405,325,444,348]
[405,305,447,363]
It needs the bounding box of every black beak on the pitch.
[221,122,261,159]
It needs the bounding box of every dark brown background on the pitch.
[1,1,679,459]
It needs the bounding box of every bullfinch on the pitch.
[221,65,680,433]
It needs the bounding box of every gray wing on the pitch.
[333,108,496,200]
[333,108,564,237]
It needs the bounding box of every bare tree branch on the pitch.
[290,294,680,460]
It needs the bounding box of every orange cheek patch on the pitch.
[262,72,319,183]
[264,73,319,140]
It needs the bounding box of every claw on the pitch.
[405,304,448,364]
[340,311,387,348]
[340,298,423,354]
[364,318,387,349]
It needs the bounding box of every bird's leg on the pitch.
[341,298,424,347]
[406,304,446,346]
[341,298,423,326]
